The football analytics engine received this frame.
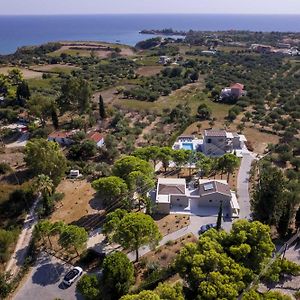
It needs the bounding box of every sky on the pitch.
[1,0,300,15]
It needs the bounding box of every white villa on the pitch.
[203,129,247,157]
[155,177,239,218]
[172,130,247,157]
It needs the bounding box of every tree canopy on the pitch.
[76,274,101,300]
[113,155,154,181]
[120,283,184,300]
[24,139,67,186]
[102,251,134,299]
[58,224,88,255]
[92,176,128,203]
[175,220,275,299]
[103,211,161,261]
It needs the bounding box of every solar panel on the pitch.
[203,183,214,191]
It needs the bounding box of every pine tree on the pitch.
[99,95,106,119]
[217,201,223,230]
[51,107,59,129]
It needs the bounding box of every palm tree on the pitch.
[34,174,54,198]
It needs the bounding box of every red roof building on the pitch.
[87,131,104,147]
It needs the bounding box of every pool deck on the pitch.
[173,138,203,151]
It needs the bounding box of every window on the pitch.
[209,200,212,203]
[204,183,214,191]
[207,138,212,143]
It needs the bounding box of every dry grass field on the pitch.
[0,67,43,79]
[50,179,102,225]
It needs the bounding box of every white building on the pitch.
[202,130,247,157]
[48,131,74,146]
[87,131,104,148]
[159,56,171,65]
[155,177,239,218]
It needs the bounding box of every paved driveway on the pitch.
[237,153,256,219]
[13,252,83,300]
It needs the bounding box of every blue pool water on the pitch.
[182,143,194,151]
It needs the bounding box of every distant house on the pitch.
[202,129,247,157]
[220,83,246,100]
[86,131,104,148]
[48,131,74,146]
[230,83,245,98]
[277,43,291,49]
[155,178,239,218]
[250,44,273,53]
[159,56,171,65]
[201,50,217,55]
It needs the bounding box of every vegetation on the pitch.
[102,252,135,299]
[123,66,198,101]
[103,211,162,261]
[92,176,128,203]
[251,162,300,237]
[175,220,275,299]
[24,139,67,186]
[120,283,184,300]
[77,274,101,300]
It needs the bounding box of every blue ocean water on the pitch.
[0,14,300,54]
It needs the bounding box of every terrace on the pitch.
[172,135,203,152]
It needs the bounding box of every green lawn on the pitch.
[27,77,58,89]
[48,48,92,57]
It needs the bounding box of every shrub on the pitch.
[0,162,12,174]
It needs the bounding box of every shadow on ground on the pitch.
[71,213,105,231]
[32,262,65,286]
[89,195,105,210]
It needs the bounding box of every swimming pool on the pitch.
[182,143,194,151]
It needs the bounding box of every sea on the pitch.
[0,14,300,55]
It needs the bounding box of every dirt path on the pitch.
[5,196,40,279]
[135,117,160,146]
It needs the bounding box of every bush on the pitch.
[0,273,13,299]
[0,162,12,174]
[77,274,101,300]
[0,229,18,263]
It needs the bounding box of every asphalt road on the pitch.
[13,252,84,300]
[237,153,256,219]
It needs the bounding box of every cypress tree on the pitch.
[216,201,223,230]
[99,95,106,119]
[51,108,59,129]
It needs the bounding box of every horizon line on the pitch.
[1,12,300,16]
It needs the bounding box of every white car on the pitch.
[63,267,83,286]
